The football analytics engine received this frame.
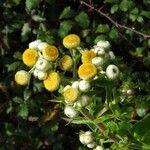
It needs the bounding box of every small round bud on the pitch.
[38,71,47,80]
[64,85,72,92]
[79,80,90,92]
[109,51,115,60]
[87,142,96,148]
[136,108,146,117]
[72,81,79,90]
[97,40,110,49]
[79,133,86,144]
[33,69,39,78]
[92,57,105,66]
[106,64,119,80]
[35,58,50,71]
[84,131,94,144]
[95,145,104,150]
[64,106,78,118]
[29,40,42,50]
[37,42,48,52]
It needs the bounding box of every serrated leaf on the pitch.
[18,102,29,119]
[26,0,39,12]
[59,6,75,19]
[75,11,90,28]
[58,20,74,38]
[111,4,119,14]
[96,24,110,33]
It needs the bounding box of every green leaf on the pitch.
[111,4,119,14]
[94,35,108,44]
[12,0,21,5]
[109,27,119,40]
[59,6,75,19]
[25,0,39,12]
[21,23,31,42]
[13,97,23,104]
[13,51,22,60]
[120,0,134,12]
[130,8,139,15]
[96,24,110,33]
[7,61,22,72]
[141,10,150,19]
[58,20,74,38]
[32,15,46,22]
[129,14,138,22]
[75,11,90,28]
[137,16,144,23]
[18,102,29,119]
[24,88,32,101]
[104,0,119,3]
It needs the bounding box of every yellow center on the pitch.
[81,50,96,63]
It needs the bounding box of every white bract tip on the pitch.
[37,42,48,52]
[79,80,90,92]
[92,57,105,66]
[72,81,79,90]
[97,40,110,49]
[109,51,116,60]
[136,108,146,117]
[106,64,119,80]
[35,58,50,71]
[37,71,47,80]
[29,40,42,49]
[64,106,78,118]
[87,142,96,148]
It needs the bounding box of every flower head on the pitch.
[63,34,80,49]
[22,48,38,67]
[64,106,78,118]
[78,63,97,80]
[29,40,42,50]
[81,50,96,64]
[42,45,59,61]
[43,71,60,91]
[15,70,30,85]
[63,87,79,103]
[59,55,73,71]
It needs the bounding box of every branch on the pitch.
[81,1,150,39]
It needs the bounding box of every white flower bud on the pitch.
[97,40,110,49]
[95,145,104,150]
[79,80,90,92]
[79,133,86,144]
[87,142,96,148]
[33,69,39,78]
[106,64,119,80]
[97,48,106,57]
[37,42,48,52]
[29,40,42,49]
[92,57,105,66]
[38,71,47,80]
[109,51,116,60]
[35,58,50,71]
[64,85,72,92]
[64,106,78,118]
[84,131,94,144]
[136,108,146,117]
[72,81,79,90]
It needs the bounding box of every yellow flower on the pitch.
[42,45,59,61]
[81,50,96,63]
[63,34,80,49]
[22,48,38,67]
[15,70,30,86]
[59,55,73,71]
[63,87,79,103]
[78,63,97,80]
[43,71,60,91]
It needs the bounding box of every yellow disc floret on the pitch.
[43,71,60,91]
[59,55,73,71]
[42,45,59,61]
[63,34,80,49]
[15,70,30,86]
[81,50,96,63]
[78,63,97,80]
[63,87,79,103]
[22,48,38,67]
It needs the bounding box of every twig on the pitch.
[81,1,150,39]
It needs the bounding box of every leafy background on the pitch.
[0,0,150,149]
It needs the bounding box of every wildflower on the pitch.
[71,81,79,90]
[22,48,38,67]
[79,133,86,144]
[43,71,60,91]
[37,71,48,80]
[79,80,90,92]
[63,86,79,103]
[38,42,48,52]
[106,64,119,80]
[97,40,110,49]
[33,69,39,78]
[87,142,96,148]
[92,57,105,66]
[94,46,106,56]
[42,45,59,61]
[35,58,50,71]
[78,63,97,80]
[15,70,30,85]
[63,34,80,49]
[83,131,94,144]
[136,107,146,117]
[59,55,73,71]
[81,50,96,63]
[64,105,78,118]
[29,40,42,49]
